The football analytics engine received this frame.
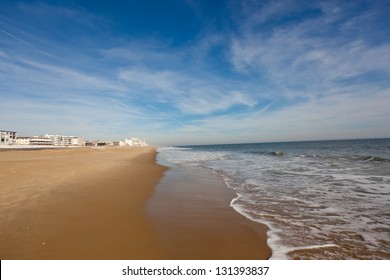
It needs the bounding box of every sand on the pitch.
[0,147,166,259]
[0,147,270,259]
[148,165,271,259]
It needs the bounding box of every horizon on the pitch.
[3,127,389,147]
[2,135,389,149]
[1,0,390,146]
[174,136,390,147]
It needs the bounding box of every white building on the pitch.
[123,137,148,147]
[69,136,84,146]
[0,130,17,145]
[43,134,84,146]
[16,137,31,145]
[29,136,54,146]
[1,130,84,147]
[13,134,84,146]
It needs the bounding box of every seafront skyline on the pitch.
[1,0,389,146]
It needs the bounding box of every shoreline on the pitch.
[148,153,271,259]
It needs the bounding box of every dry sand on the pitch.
[0,147,270,259]
[0,147,166,259]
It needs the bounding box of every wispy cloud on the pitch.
[0,26,57,59]
[230,1,390,91]
[0,0,389,145]
[118,67,257,114]
[174,87,390,144]
[100,42,180,66]
[147,104,185,126]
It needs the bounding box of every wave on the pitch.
[359,156,390,162]
[158,146,193,151]
[270,151,286,156]
[294,153,390,163]
[245,150,287,157]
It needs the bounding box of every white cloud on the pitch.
[101,43,178,65]
[119,68,185,94]
[177,90,257,114]
[0,57,126,99]
[176,87,390,144]
[229,0,390,106]
[0,26,57,59]
[118,67,257,115]
[1,0,389,145]
[17,2,101,29]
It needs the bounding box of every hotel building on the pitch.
[1,130,84,147]
[0,130,17,146]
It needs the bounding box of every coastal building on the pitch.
[84,140,115,146]
[124,137,148,147]
[84,141,97,147]
[36,134,83,146]
[2,130,146,148]
[29,136,54,146]
[15,137,31,145]
[0,130,17,146]
[42,135,84,146]
[1,131,78,147]
[96,141,110,146]
[11,134,84,147]
[69,136,84,146]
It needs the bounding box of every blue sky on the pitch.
[1,0,389,145]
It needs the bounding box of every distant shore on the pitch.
[0,147,270,259]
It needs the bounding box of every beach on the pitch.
[0,147,270,259]
[148,164,271,259]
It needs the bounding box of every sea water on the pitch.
[158,139,390,259]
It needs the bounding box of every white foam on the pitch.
[270,244,339,260]
[158,147,193,151]
[158,143,390,259]
[229,196,289,259]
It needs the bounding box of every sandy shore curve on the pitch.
[0,147,270,259]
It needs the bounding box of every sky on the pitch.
[0,0,389,146]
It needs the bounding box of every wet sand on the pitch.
[148,164,271,259]
[0,147,270,259]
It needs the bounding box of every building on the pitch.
[13,134,84,147]
[0,130,17,146]
[84,141,97,147]
[29,136,54,146]
[84,140,114,146]
[43,135,84,146]
[69,136,84,146]
[123,137,148,147]
[16,137,31,145]
[1,130,85,147]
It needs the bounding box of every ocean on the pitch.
[157,138,390,259]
